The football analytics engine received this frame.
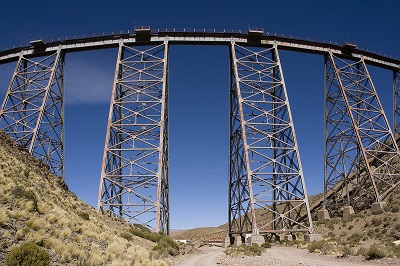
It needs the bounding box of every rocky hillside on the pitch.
[0,131,169,265]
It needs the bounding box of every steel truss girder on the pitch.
[0,50,65,178]
[229,42,313,236]
[97,41,169,233]
[394,70,400,137]
[324,52,400,214]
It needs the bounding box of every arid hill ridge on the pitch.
[0,131,169,265]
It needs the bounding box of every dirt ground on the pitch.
[172,245,400,266]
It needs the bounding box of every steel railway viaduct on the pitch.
[1,27,400,243]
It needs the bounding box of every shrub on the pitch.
[340,246,353,257]
[366,244,386,259]
[249,243,263,256]
[152,236,180,257]
[5,242,50,266]
[347,233,363,246]
[391,245,400,258]
[371,217,382,226]
[261,242,271,248]
[77,212,89,221]
[133,223,151,234]
[357,247,368,256]
[119,232,133,241]
[308,241,324,253]
[12,187,38,212]
[327,232,335,238]
[390,205,399,213]
[395,224,400,231]
[129,227,164,243]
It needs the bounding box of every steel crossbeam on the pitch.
[0,49,65,178]
[97,41,169,233]
[324,52,400,213]
[229,42,313,237]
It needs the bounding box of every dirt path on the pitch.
[174,246,223,266]
[173,245,400,266]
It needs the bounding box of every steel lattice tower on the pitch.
[0,49,65,178]
[97,41,169,233]
[229,42,313,237]
[324,52,400,214]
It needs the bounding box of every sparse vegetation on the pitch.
[224,244,265,257]
[261,242,271,248]
[77,211,89,220]
[11,186,38,212]
[120,232,134,241]
[340,246,354,257]
[371,217,382,226]
[308,241,324,253]
[371,209,384,215]
[365,244,386,259]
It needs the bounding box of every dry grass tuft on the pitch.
[8,208,29,220]
[25,217,46,230]
[0,206,9,226]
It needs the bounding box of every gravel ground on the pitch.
[219,246,400,266]
[173,245,400,266]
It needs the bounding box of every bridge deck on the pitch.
[0,30,399,70]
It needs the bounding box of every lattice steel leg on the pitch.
[0,50,65,178]
[229,42,313,237]
[97,41,169,233]
[324,52,400,214]
[394,70,400,138]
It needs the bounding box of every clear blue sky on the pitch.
[0,0,399,229]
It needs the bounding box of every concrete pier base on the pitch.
[222,236,231,248]
[318,209,330,221]
[372,201,385,211]
[233,236,243,246]
[248,235,265,245]
[342,206,354,219]
[304,233,323,242]
[284,234,293,241]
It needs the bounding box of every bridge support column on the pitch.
[0,49,65,178]
[228,41,313,238]
[97,41,170,234]
[324,52,400,215]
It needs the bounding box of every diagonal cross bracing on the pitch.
[97,41,169,233]
[0,50,65,178]
[324,52,400,213]
[229,42,313,236]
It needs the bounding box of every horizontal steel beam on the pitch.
[0,31,399,70]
